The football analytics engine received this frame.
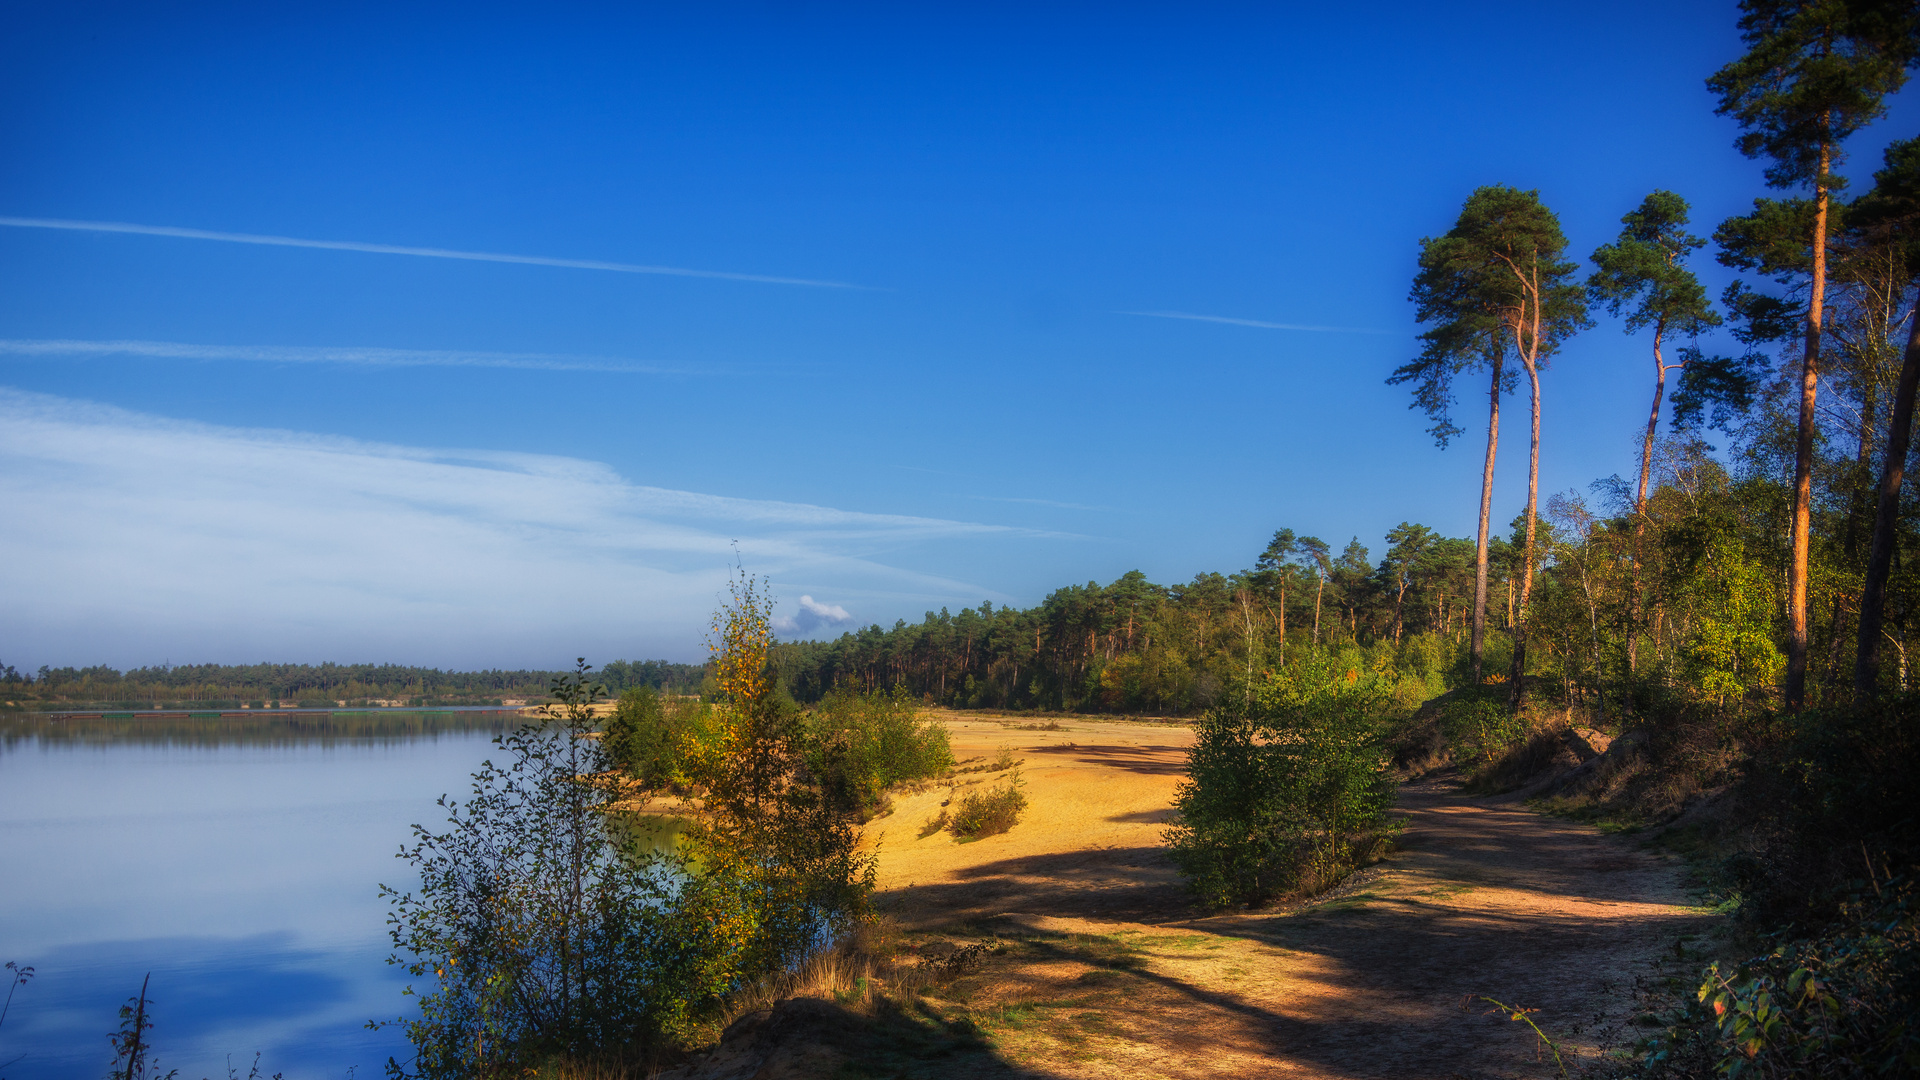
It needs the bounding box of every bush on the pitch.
[1442,693,1531,766]
[947,771,1027,839]
[1641,876,1919,1079]
[805,686,953,817]
[1728,693,1920,927]
[382,662,752,1076]
[383,575,882,1076]
[1165,649,1399,907]
[602,686,718,792]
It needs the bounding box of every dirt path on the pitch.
[852,715,1717,1079]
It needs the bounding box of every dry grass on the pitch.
[1528,716,1740,834]
[529,1059,661,1080]
[719,918,943,1022]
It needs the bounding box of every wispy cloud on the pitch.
[0,388,1027,668]
[964,494,1111,512]
[1119,310,1393,334]
[0,338,695,374]
[0,215,865,289]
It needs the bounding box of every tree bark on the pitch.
[1509,263,1544,713]
[1629,319,1672,678]
[1473,349,1503,684]
[1786,152,1831,711]
[1854,301,1920,699]
[1508,352,1543,712]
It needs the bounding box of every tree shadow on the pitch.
[863,772,1716,1077]
[1024,742,1188,775]
[663,994,1045,1079]
[875,844,1189,926]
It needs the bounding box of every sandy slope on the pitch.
[869,714,1197,928]
[847,712,1716,1079]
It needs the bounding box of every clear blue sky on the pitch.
[2,2,1914,669]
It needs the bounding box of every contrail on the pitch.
[0,338,697,374]
[1119,309,1392,334]
[0,215,864,289]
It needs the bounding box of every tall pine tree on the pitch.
[1708,0,1917,708]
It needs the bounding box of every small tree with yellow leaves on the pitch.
[686,569,874,974]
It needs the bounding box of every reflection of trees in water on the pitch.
[610,813,696,885]
[0,711,523,749]
[611,812,691,856]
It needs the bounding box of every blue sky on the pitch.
[2,2,1915,669]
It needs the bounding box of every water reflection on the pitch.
[0,710,521,750]
[0,714,515,1079]
[611,812,690,862]
[2,935,398,1078]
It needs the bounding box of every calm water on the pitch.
[0,713,520,1079]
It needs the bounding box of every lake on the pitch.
[0,712,523,1079]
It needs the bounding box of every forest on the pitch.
[778,153,1920,733]
[0,657,704,709]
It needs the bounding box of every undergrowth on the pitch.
[946,769,1028,839]
[1410,686,1920,1078]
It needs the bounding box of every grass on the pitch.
[947,771,1028,839]
[1307,889,1382,914]
[661,922,1199,1077]
[1154,934,1224,950]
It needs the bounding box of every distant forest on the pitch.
[0,657,705,710]
[774,526,1507,715]
[777,128,1920,720]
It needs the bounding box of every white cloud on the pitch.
[0,388,1018,669]
[772,595,856,638]
[0,215,865,289]
[0,338,695,374]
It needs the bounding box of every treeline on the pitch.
[0,657,706,709]
[773,534,1514,716]
[780,33,1920,723]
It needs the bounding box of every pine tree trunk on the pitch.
[1786,157,1831,711]
[1855,300,1920,699]
[1277,584,1287,663]
[1509,265,1544,713]
[1473,350,1503,684]
[1630,323,1670,678]
[1508,355,1542,712]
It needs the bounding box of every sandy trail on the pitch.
[858,714,1714,1079]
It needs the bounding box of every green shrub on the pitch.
[1728,692,1920,927]
[948,770,1027,838]
[383,663,751,1075]
[1642,877,1918,1078]
[1442,693,1531,766]
[1165,649,1399,907]
[806,686,953,816]
[602,686,718,792]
